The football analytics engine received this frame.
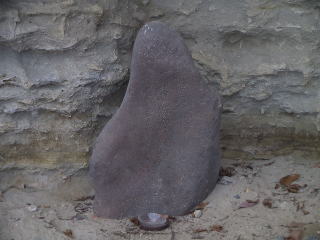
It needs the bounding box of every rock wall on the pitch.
[0,0,319,169]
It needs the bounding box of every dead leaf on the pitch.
[287,184,302,193]
[285,229,303,240]
[313,163,320,168]
[63,229,74,238]
[239,199,259,209]
[219,167,236,177]
[193,228,207,233]
[161,215,176,221]
[285,222,304,240]
[262,198,273,208]
[40,205,51,208]
[280,174,300,187]
[302,209,310,215]
[129,218,140,226]
[195,202,209,210]
[210,225,223,232]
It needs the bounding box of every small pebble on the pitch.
[193,210,202,218]
[234,194,240,199]
[218,176,234,185]
[27,205,38,212]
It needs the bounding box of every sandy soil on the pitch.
[0,154,319,240]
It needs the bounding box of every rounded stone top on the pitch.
[132,21,189,66]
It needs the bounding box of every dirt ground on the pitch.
[0,154,319,240]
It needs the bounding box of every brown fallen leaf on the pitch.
[287,184,301,193]
[219,167,236,177]
[239,199,259,209]
[161,215,176,221]
[195,202,209,210]
[284,222,304,240]
[63,229,74,238]
[302,209,310,215]
[285,229,303,240]
[290,183,307,193]
[262,198,273,208]
[280,174,300,187]
[129,218,140,226]
[40,205,51,208]
[210,225,223,232]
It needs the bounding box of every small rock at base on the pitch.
[234,194,241,199]
[193,210,202,218]
[27,205,38,212]
[218,176,234,185]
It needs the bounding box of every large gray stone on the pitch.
[90,21,221,218]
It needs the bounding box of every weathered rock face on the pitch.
[0,0,141,168]
[0,0,320,169]
[147,0,320,159]
[90,21,221,218]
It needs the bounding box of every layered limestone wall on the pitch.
[0,0,319,168]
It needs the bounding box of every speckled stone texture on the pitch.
[90,21,221,218]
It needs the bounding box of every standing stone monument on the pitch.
[90,21,221,222]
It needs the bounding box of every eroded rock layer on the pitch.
[1,0,320,168]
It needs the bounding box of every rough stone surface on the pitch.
[90,21,221,218]
[0,0,320,168]
[0,0,138,168]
